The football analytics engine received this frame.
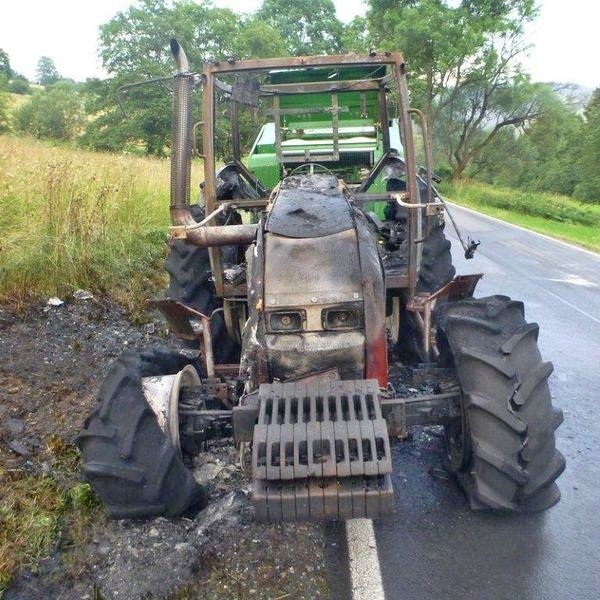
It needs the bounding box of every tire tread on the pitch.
[78,348,206,519]
[437,295,564,513]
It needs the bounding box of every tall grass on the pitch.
[0,135,188,309]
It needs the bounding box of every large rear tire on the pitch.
[437,295,565,512]
[417,216,455,293]
[396,215,456,364]
[165,206,239,363]
[78,348,207,519]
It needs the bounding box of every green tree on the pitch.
[0,48,11,79]
[256,0,344,55]
[573,89,600,202]
[87,0,348,155]
[87,0,250,155]
[367,0,540,178]
[36,56,61,85]
[99,0,244,76]
[14,81,85,140]
[235,17,288,59]
[80,75,171,155]
[341,17,371,53]
[517,85,583,194]
[434,76,547,178]
[466,127,537,187]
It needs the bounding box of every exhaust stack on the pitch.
[168,39,257,246]
[169,39,194,227]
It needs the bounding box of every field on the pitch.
[1,137,597,313]
[0,135,200,312]
[1,137,598,312]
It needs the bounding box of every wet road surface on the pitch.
[373,205,600,600]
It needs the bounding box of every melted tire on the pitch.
[437,295,565,512]
[78,348,206,519]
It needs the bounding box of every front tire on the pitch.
[78,348,206,519]
[437,295,565,512]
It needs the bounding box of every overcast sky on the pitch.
[1,0,598,88]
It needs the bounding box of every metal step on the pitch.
[251,379,394,520]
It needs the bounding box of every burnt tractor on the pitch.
[79,41,565,521]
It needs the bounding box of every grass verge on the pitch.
[0,438,101,594]
[440,181,600,253]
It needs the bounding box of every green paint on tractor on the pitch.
[247,64,403,202]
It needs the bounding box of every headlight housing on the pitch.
[322,305,362,330]
[267,310,305,333]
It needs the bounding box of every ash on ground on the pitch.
[0,299,345,600]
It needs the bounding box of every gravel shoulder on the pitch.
[0,298,347,600]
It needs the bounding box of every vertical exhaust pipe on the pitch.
[168,40,257,246]
[170,38,195,227]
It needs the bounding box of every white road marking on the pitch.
[346,518,386,600]
[542,288,600,325]
[547,275,599,288]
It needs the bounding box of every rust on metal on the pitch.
[168,221,258,246]
[149,299,217,376]
[406,274,484,359]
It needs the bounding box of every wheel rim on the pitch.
[142,365,201,455]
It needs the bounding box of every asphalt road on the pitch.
[371,205,600,600]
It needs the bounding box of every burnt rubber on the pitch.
[437,295,565,512]
[78,348,206,519]
[417,216,456,293]
[165,205,239,363]
[397,216,456,364]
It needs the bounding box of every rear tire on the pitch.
[437,295,565,512]
[417,216,455,293]
[396,215,456,364]
[165,206,239,363]
[78,348,206,519]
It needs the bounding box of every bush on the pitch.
[13,81,84,141]
[441,180,600,228]
[8,77,31,95]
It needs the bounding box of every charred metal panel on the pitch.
[354,207,388,386]
[241,171,387,390]
[265,331,365,381]
[265,174,354,238]
[263,211,367,380]
[264,230,363,308]
[239,228,269,391]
